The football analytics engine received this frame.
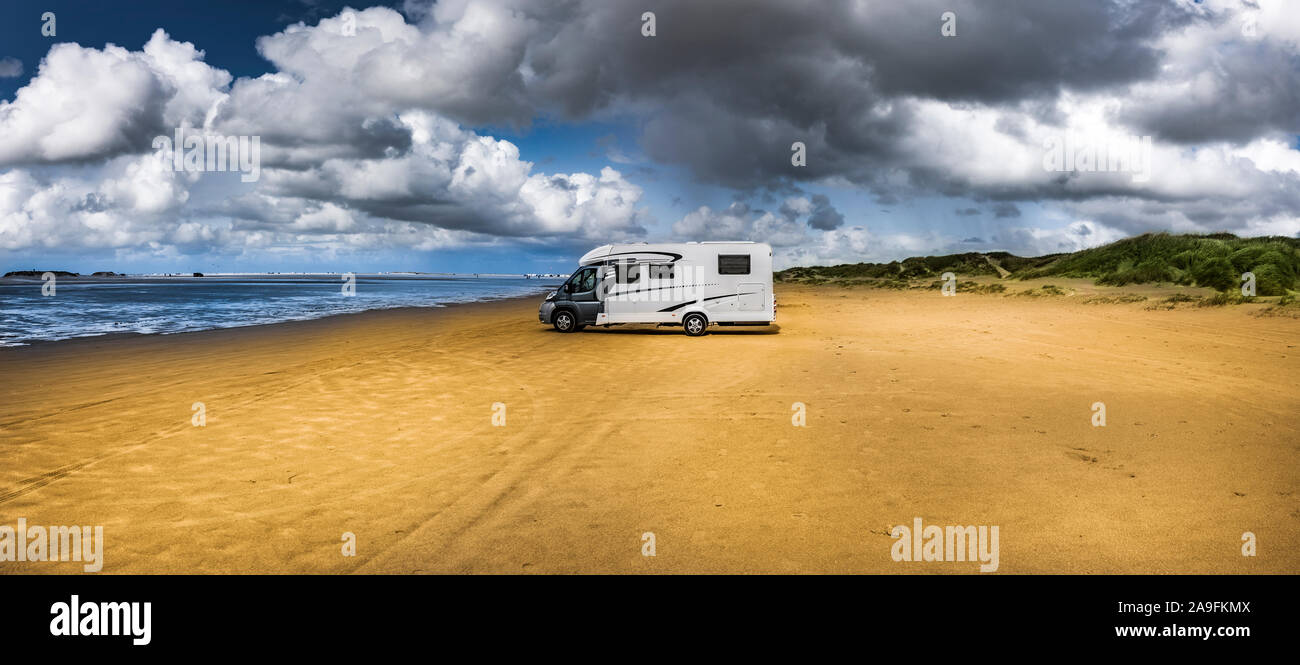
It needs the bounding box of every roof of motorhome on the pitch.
[579,242,769,265]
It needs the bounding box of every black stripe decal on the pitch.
[597,250,683,263]
[657,300,697,312]
[704,292,757,301]
[655,292,757,312]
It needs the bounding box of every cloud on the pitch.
[992,203,1021,219]
[1121,0,1300,144]
[673,201,809,248]
[0,20,650,255]
[806,194,845,230]
[0,57,22,78]
[0,31,230,168]
[2,1,1300,265]
[672,194,846,245]
[0,152,193,251]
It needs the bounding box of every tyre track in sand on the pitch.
[0,355,375,506]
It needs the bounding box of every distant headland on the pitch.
[3,270,81,278]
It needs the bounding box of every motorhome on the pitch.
[538,242,776,336]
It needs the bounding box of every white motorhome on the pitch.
[537,242,776,336]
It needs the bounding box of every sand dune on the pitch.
[1,283,1296,573]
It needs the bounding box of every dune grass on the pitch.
[777,233,1300,296]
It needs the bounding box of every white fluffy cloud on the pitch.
[673,202,813,248]
[0,17,649,256]
[0,31,230,168]
[0,43,167,165]
[0,152,192,251]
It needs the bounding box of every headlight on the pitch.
[545,291,555,301]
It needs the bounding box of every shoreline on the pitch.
[0,291,551,354]
[6,274,1290,352]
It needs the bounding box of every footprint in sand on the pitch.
[1067,448,1098,464]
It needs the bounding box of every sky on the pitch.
[0,0,1298,274]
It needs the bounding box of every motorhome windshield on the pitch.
[565,267,597,292]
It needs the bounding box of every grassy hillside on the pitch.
[776,233,1300,296]
[778,251,1059,282]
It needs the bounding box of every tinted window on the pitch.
[616,262,640,284]
[577,268,598,292]
[718,254,751,275]
[648,264,674,280]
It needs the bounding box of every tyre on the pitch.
[553,309,578,333]
[682,312,708,336]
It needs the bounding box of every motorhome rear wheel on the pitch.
[683,312,708,336]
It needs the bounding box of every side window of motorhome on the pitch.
[616,262,640,284]
[648,264,674,280]
[578,268,598,291]
[718,254,751,275]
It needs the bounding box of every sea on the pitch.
[0,273,563,346]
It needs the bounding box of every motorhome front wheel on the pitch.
[553,310,577,333]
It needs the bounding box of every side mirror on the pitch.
[565,282,576,293]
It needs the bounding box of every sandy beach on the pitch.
[1,281,1296,574]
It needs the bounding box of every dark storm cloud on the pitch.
[992,203,1021,218]
[509,0,1195,192]
[806,194,845,231]
[1122,34,1300,144]
[495,0,1296,239]
[213,103,413,169]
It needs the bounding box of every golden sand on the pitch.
[1,282,1296,573]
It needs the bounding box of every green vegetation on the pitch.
[1015,233,1300,295]
[1195,292,1249,307]
[1144,293,1200,310]
[1081,293,1147,305]
[1255,294,1300,318]
[924,279,1007,294]
[776,251,1058,283]
[777,233,1300,296]
[1142,292,1253,310]
[1009,284,1068,297]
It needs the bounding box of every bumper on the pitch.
[538,300,555,323]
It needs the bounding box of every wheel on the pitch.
[682,312,708,336]
[553,310,578,333]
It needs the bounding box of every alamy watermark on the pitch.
[152,128,261,182]
[890,517,999,572]
[50,595,150,646]
[1043,134,1152,183]
[555,263,718,306]
[0,518,104,572]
